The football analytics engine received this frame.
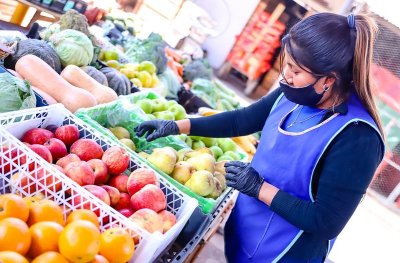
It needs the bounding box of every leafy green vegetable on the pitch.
[39,23,61,41]
[49,29,93,67]
[157,68,181,99]
[59,9,90,37]
[183,59,213,82]
[124,34,168,74]
[0,73,36,113]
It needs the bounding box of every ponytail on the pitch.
[353,14,385,138]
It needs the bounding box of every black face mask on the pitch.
[280,79,329,107]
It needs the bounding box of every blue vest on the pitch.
[224,94,384,263]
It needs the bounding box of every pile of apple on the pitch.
[139,146,228,199]
[11,124,177,236]
[177,135,242,162]
[135,98,187,121]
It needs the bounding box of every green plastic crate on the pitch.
[76,92,232,214]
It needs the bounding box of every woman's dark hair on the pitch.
[279,12,384,137]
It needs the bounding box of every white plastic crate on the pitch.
[0,104,198,263]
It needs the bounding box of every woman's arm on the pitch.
[259,123,383,240]
[181,87,283,138]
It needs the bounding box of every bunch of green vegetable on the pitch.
[0,73,36,113]
[183,59,213,82]
[190,78,239,111]
[124,34,168,74]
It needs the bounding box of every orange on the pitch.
[31,252,69,263]
[24,196,41,208]
[28,221,64,258]
[0,194,29,222]
[0,218,31,255]
[89,255,109,263]
[27,200,64,227]
[99,228,135,263]
[66,209,99,228]
[59,220,101,263]
[0,251,28,263]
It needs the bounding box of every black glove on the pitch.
[134,120,180,142]
[225,161,265,199]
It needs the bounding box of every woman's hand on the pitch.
[225,161,265,199]
[134,120,180,142]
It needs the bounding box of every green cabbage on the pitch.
[0,73,36,113]
[49,29,93,67]
[124,34,168,74]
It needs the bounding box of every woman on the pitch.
[135,13,385,262]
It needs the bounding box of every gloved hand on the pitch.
[134,120,180,142]
[225,161,265,199]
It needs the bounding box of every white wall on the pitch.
[193,0,260,69]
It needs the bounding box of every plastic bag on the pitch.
[75,98,187,153]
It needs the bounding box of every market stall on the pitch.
[0,4,258,262]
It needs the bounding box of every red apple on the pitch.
[43,138,67,161]
[36,168,62,193]
[158,210,177,233]
[118,208,134,218]
[56,154,80,168]
[127,168,159,196]
[55,124,79,146]
[84,185,111,206]
[0,144,18,174]
[113,193,131,210]
[29,144,53,164]
[52,164,64,174]
[71,185,110,217]
[22,128,55,145]
[109,174,129,193]
[102,146,130,175]
[130,185,166,213]
[129,208,164,234]
[87,159,109,185]
[70,139,104,162]
[100,185,120,207]
[64,161,95,187]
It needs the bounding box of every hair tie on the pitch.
[347,14,356,29]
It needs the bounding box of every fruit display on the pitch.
[141,147,227,199]
[134,97,187,121]
[0,194,135,263]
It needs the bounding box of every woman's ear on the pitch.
[325,74,336,87]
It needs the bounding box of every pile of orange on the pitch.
[0,194,135,263]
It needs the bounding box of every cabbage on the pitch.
[0,73,36,113]
[49,29,93,67]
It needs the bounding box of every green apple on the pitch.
[210,146,223,159]
[224,151,241,161]
[176,134,187,141]
[220,138,237,153]
[119,138,136,151]
[168,104,186,121]
[153,111,175,120]
[217,138,228,147]
[192,140,206,149]
[217,155,234,162]
[136,99,152,114]
[184,136,192,148]
[202,137,217,147]
[151,99,166,113]
[166,100,178,109]
[146,114,156,120]
[190,136,204,141]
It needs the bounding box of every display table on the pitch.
[10,0,62,28]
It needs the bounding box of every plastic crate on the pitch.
[155,189,237,263]
[0,104,197,263]
[76,93,232,214]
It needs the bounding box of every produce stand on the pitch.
[0,5,250,261]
